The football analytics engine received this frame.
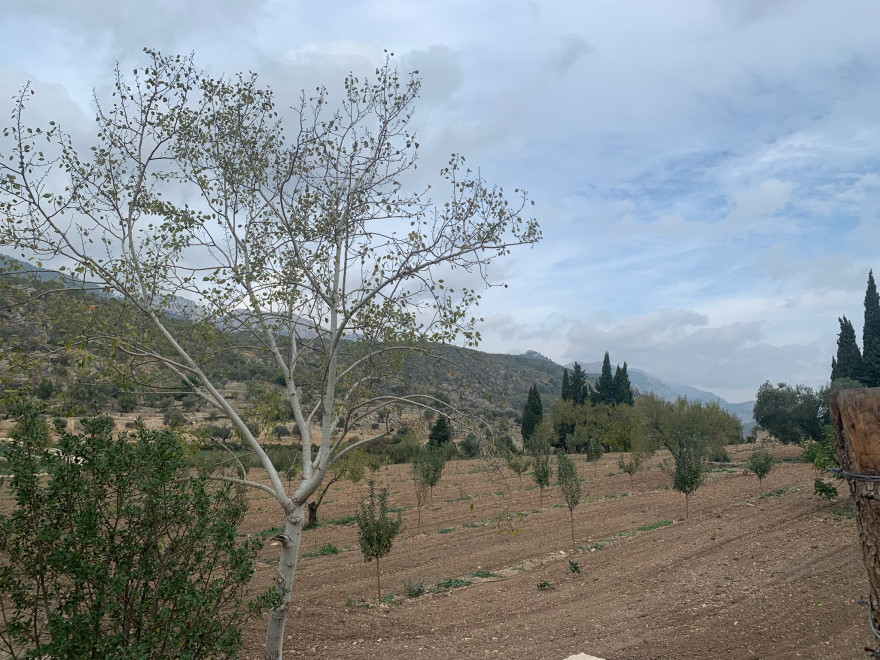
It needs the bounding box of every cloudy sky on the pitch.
[2,0,879,402]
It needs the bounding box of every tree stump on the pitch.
[828,388,880,654]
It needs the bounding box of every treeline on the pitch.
[754,269,880,447]
[559,353,633,407]
[751,269,880,498]
[521,352,742,460]
[831,270,880,387]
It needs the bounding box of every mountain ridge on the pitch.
[0,253,754,426]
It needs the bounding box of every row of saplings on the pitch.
[0,399,776,659]
[355,429,778,605]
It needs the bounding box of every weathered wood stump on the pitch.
[828,388,880,655]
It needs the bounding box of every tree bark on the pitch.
[376,557,381,605]
[304,476,339,530]
[828,388,880,654]
[263,505,305,660]
[306,501,318,528]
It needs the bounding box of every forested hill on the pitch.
[1,255,751,424]
[0,263,562,421]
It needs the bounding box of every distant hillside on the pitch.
[0,254,97,289]
[0,253,753,429]
[0,263,561,427]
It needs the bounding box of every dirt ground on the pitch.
[236,444,874,660]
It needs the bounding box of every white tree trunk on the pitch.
[264,504,305,660]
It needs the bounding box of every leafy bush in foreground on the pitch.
[0,399,278,659]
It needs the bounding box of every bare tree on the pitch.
[0,49,540,659]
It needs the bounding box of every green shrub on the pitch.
[163,407,186,428]
[0,400,277,659]
[116,391,137,412]
[205,424,233,441]
[494,434,516,453]
[460,433,481,458]
[388,428,421,464]
[303,542,339,557]
[33,378,54,400]
[404,579,426,598]
[157,396,177,411]
[435,577,471,590]
[803,426,839,499]
[814,478,838,500]
[758,487,788,499]
[708,444,730,462]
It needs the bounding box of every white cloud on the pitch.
[2,0,879,403]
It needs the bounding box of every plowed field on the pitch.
[238,444,872,659]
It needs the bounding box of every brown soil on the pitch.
[237,445,873,659]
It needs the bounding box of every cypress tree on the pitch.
[561,368,572,401]
[520,384,543,443]
[592,352,615,405]
[831,315,863,382]
[864,271,880,387]
[570,363,588,405]
[428,416,452,447]
[613,361,634,406]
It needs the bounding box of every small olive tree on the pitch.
[305,447,373,528]
[529,422,553,507]
[618,452,642,483]
[586,436,604,476]
[744,445,775,489]
[413,445,446,501]
[664,438,706,519]
[410,451,433,532]
[557,452,582,547]
[506,451,532,487]
[355,480,403,605]
[532,449,552,508]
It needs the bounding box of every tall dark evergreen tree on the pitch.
[428,416,452,447]
[520,384,543,442]
[561,368,572,401]
[831,315,863,382]
[864,271,880,387]
[570,362,588,405]
[612,361,634,406]
[592,352,615,405]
